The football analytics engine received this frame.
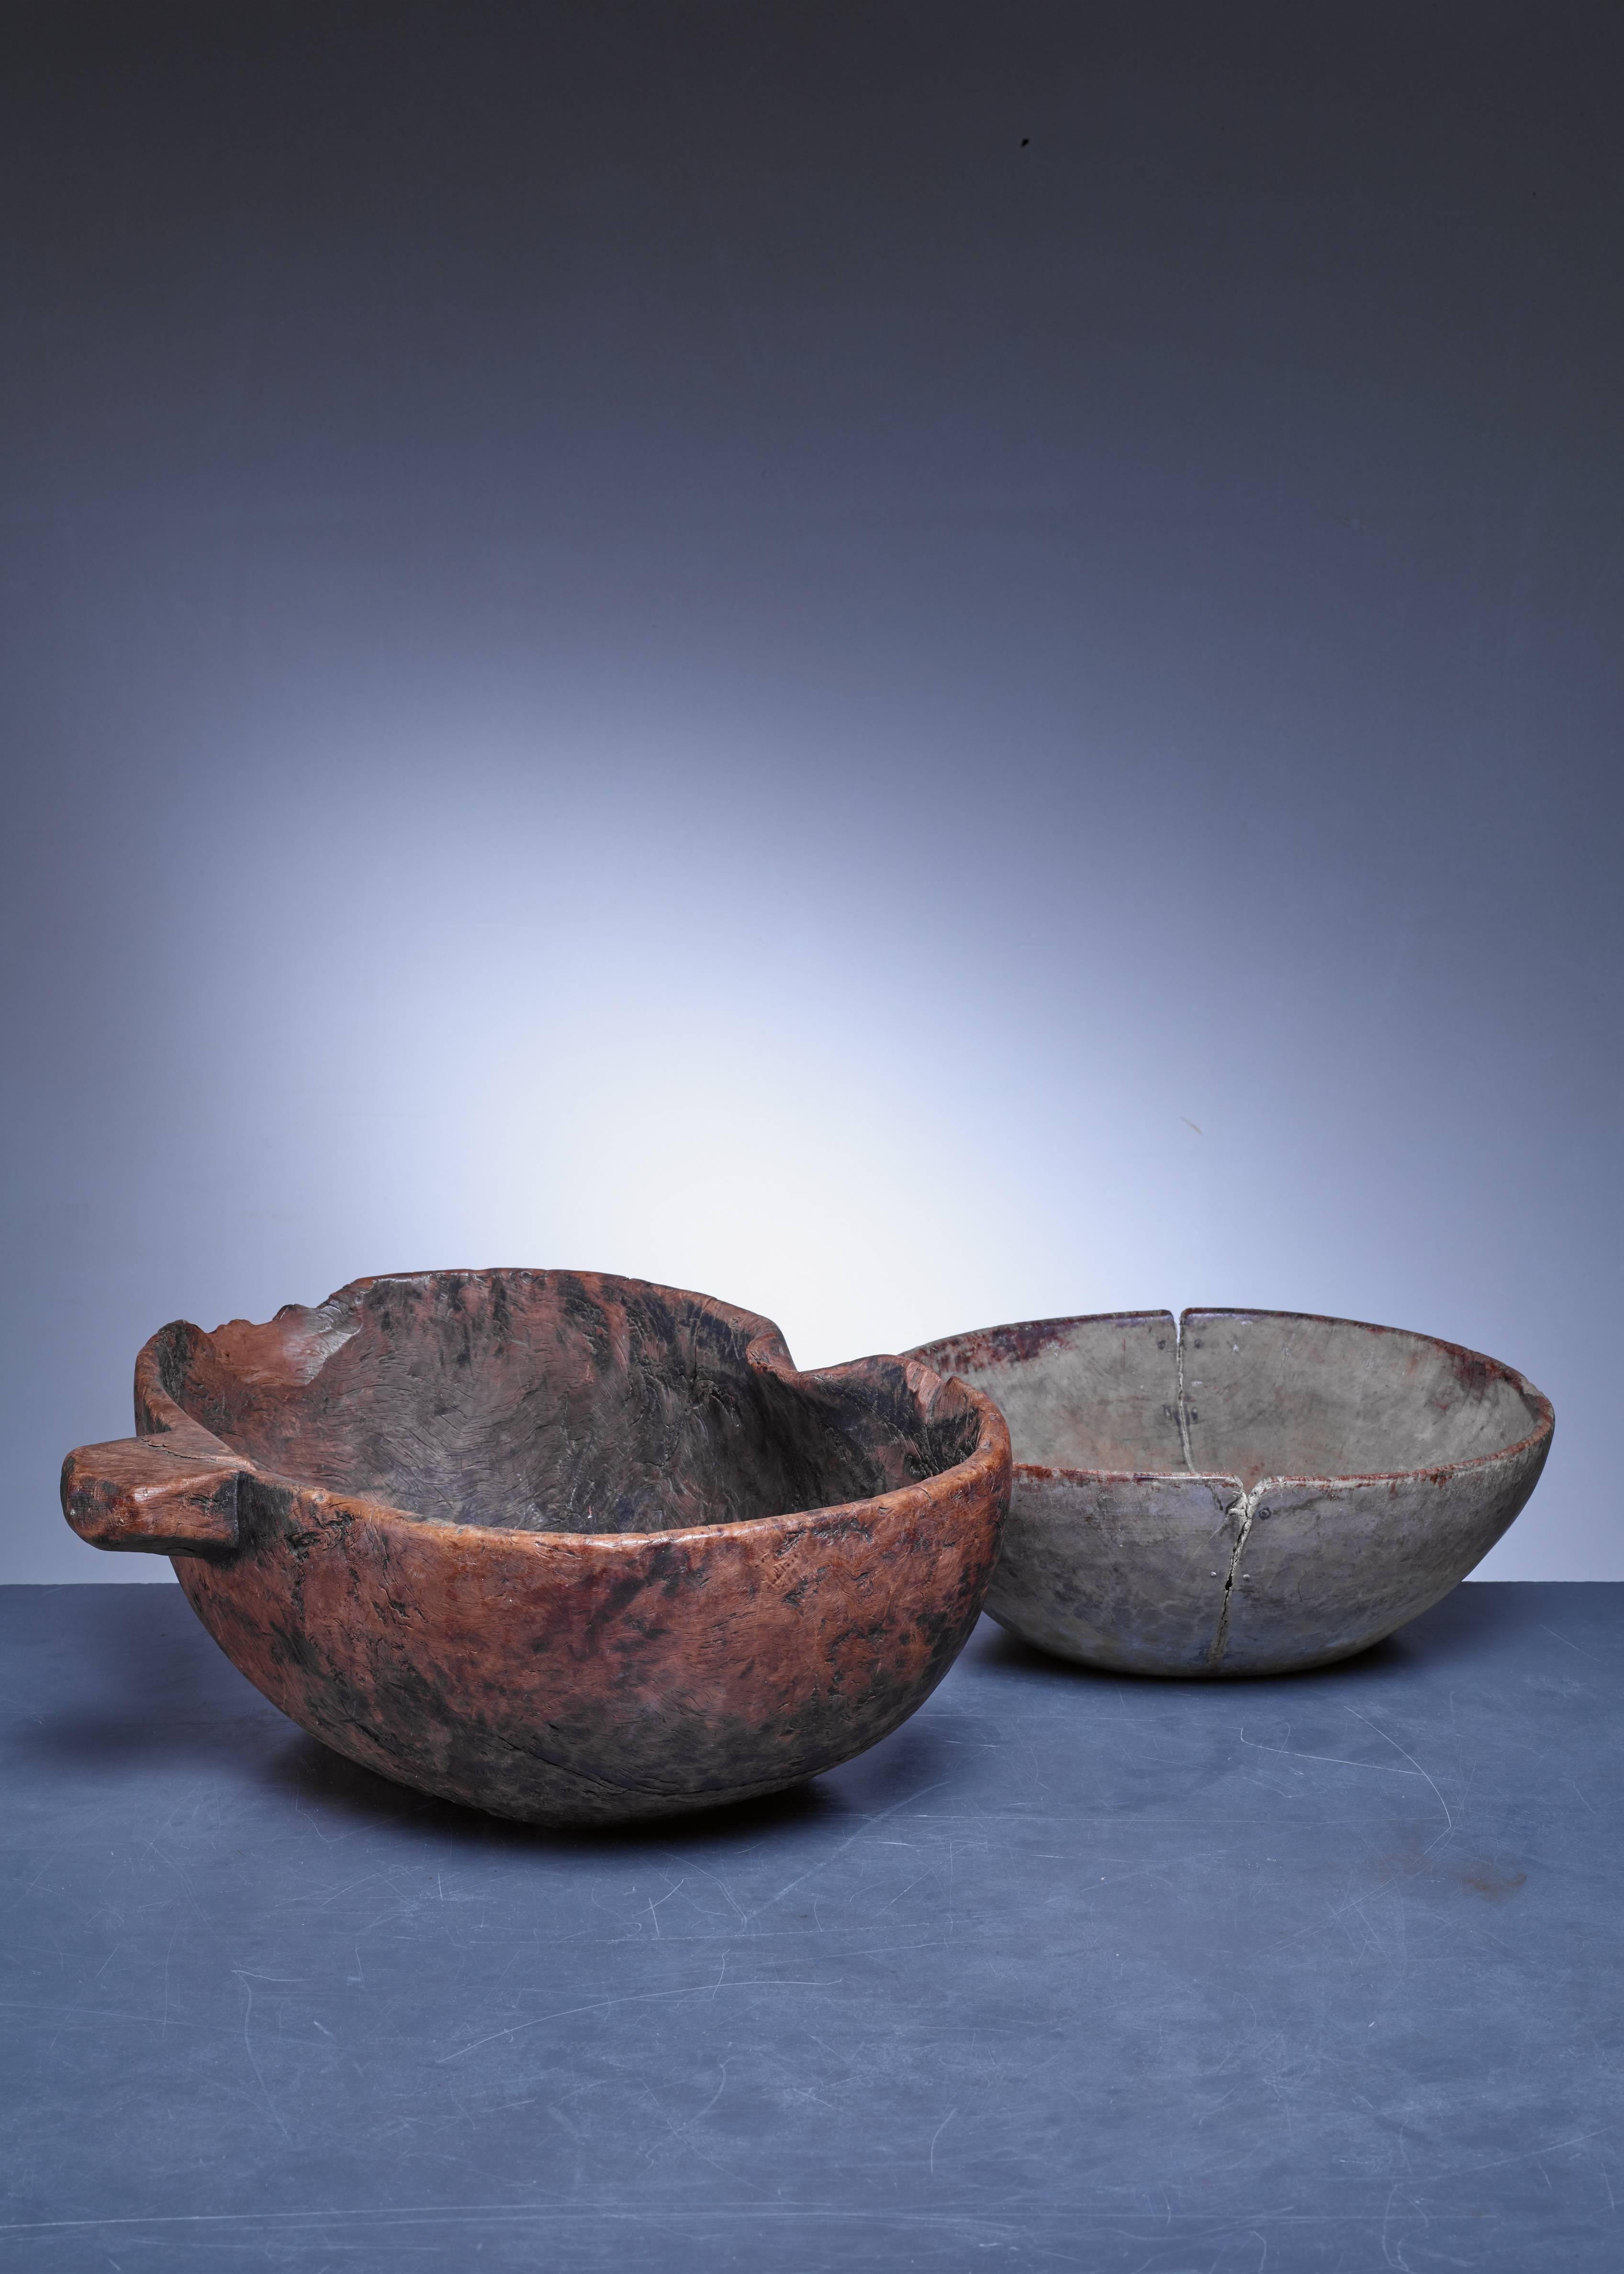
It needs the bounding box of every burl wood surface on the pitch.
[62,1272,1010,1825]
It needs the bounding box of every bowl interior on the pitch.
[147,1271,979,1533]
[917,1309,1543,1487]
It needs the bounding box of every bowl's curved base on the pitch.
[169,1462,1001,1831]
[978,1436,1549,1682]
[296,1714,824,1827]
[988,1606,1405,1682]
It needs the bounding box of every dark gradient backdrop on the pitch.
[4,3,1620,1583]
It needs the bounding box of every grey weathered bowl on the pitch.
[907,1308,1552,1677]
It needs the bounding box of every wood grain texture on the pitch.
[909,1307,1552,1677]
[62,1271,1010,1824]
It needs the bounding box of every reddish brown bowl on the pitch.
[62,1271,1009,1825]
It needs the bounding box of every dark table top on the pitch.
[2,1581,1619,2272]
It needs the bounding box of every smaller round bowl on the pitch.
[61,1271,1009,1824]
[908,1308,1552,1677]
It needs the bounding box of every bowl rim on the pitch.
[908,1303,1554,1493]
[131,1266,1012,1551]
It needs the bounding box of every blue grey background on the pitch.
[4,1,1620,1583]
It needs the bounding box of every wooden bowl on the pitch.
[908,1308,1551,1677]
[62,1271,1009,1824]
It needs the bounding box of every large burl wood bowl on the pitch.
[62,1271,1009,1824]
[909,1308,1551,1677]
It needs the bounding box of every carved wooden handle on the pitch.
[60,1436,246,1559]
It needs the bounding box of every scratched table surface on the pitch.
[2,1583,1620,2274]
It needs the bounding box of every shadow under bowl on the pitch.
[907,1307,1551,1677]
